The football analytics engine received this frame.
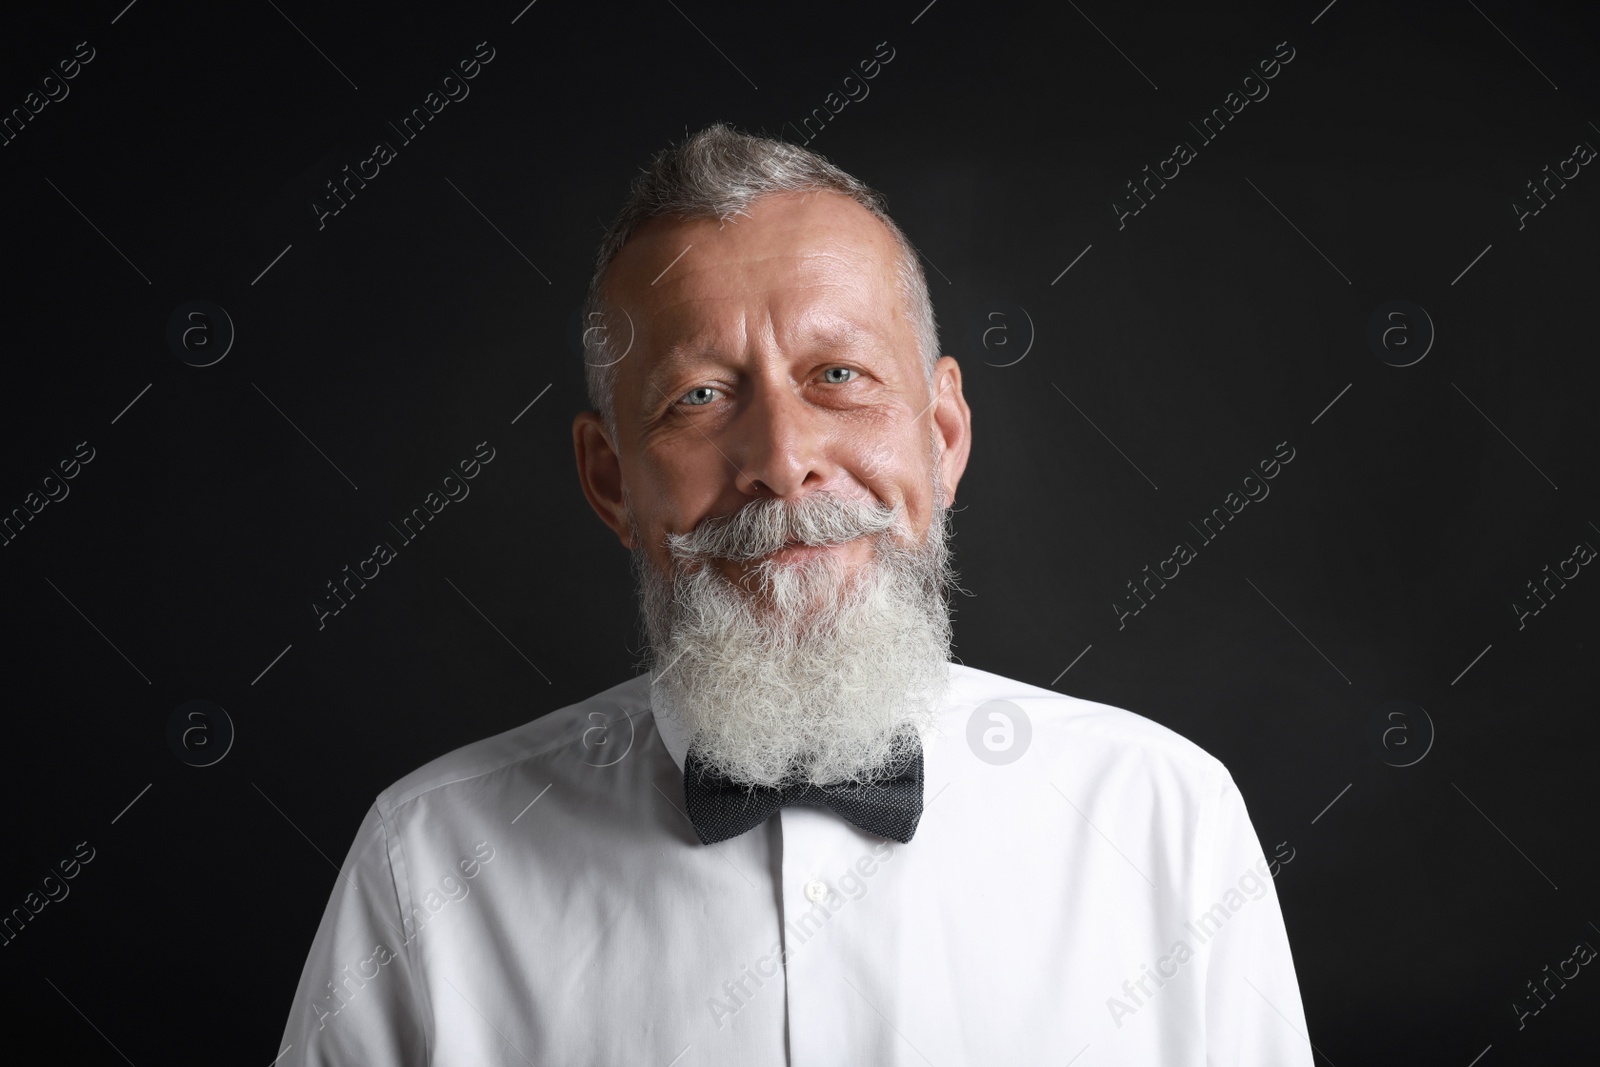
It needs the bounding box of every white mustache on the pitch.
[666,494,900,563]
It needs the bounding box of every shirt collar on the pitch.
[649,674,691,773]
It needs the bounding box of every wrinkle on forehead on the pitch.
[600,192,918,426]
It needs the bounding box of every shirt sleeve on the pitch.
[277,801,429,1066]
[1201,769,1314,1066]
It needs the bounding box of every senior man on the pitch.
[280,124,1313,1065]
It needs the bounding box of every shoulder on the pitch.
[944,661,1229,794]
[373,673,655,817]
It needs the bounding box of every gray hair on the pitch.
[581,123,940,429]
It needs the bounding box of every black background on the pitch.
[2,0,1597,1062]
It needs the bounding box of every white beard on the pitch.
[635,491,954,789]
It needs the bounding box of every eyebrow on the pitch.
[638,345,725,404]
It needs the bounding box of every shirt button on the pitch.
[803,879,828,902]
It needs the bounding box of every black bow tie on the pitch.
[682,738,925,845]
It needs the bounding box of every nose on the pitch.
[729,381,833,499]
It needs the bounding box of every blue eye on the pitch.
[822,367,857,384]
[680,386,721,406]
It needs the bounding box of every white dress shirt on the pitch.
[279,662,1312,1065]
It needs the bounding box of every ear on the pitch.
[928,356,972,505]
[573,411,636,549]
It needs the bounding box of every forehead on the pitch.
[602,191,908,353]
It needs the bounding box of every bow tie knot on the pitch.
[682,739,925,845]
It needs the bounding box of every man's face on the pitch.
[574,191,972,589]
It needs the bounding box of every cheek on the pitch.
[847,430,932,510]
[854,438,897,483]
[630,444,726,536]
[848,432,907,489]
